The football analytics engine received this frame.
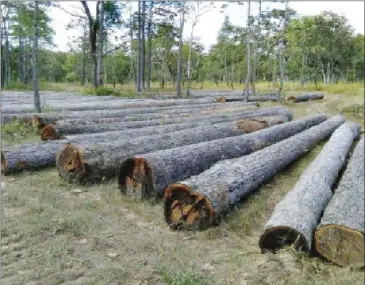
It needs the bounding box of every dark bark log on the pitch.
[286,93,324,103]
[259,122,360,252]
[118,115,325,200]
[218,94,279,103]
[31,101,259,129]
[164,115,345,230]
[314,135,364,268]
[42,107,290,140]
[56,110,292,184]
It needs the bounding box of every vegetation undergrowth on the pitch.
[1,120,40,145]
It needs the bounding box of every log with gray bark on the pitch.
[118,115,326,200]
[314,135,364,268]
[56,114,290,184]
[259,122,360,253]
[3,116,264,174]
[163,115,345,230]
[217,94,279,103]
[32,101,259,128]
[286,93,324,103]
[42,107,290,141]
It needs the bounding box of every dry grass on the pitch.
[1,89,364,285]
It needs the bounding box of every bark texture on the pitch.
[314,135,364,268]
[259,122,360,252]
[56,116,290,184]
[286,93,324,103]
[118,115,326,200]
[164,115,345,230]
[42,107,290,140]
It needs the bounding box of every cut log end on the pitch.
[236,119,268,133]
[41,124,56,141]
[164,184,214,230]
[285,96,296,104]
[216,96,226,103]
[1,151,7,174]
[259,226,309,253]
[32,115,44,129]
[118,157,154,200]
[56,144,85,181]
[315,225,364,268]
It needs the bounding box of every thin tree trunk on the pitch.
[137,0,142,92]
[146,1,153,90]
[278,0,289,100]
[81,25,87,86]
[176,3,185,98]
[141,1,146,90]
[33,0,41,113]
[187,3,199,97]
[244,1,251,101]
[96,1,104,86]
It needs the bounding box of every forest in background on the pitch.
[1,1,364,97]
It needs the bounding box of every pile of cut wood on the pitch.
[1,91,361,268]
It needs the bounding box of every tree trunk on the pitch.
[119,115,324,200]
[141,1,146,90]
[19,37,25,85]
[42,106,280,141]
[176,3,185,98]
[244,1,251,101]
[146,1,153,90]
[286,93,324,103]
[315,135,364,268]
[56,110,291,184]
[137,0,142,92]
[33,1,41,113]
[278,0,289,100]
[164,115,345,230]
[96,1,104,86]
[186,19,196,97]
[259,122,360,252]
[81,24,87,86]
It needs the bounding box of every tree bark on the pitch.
[42,106,284,140]
[314,135,364,268]
[33,0,41,113]
[81,24,87,86]
[96,1,104,86]
[164,115,345,230]
[244,1,251,102]
[19,36,25,85]
[146,1,153,90]
[141,1,146,90]
[259,122,360,252]
[118,115,324,200]
[278,0,289,100]
[137,0,142,92]
[286,93,324,103]
[176,3,185,98]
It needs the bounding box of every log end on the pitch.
[41,124,57,141]
[237,119,268,133]
[314,225,364,268]
[32,115,44,129]
[118,157,154,200]
[1,151,7,175]
[164,183,214,230]
[285,96,296,104]
[216,96,226,103]
[56,144,85,183]
[259,226,309,253]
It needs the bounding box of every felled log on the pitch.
[118,115,326,200]
[163,115,345,230]
[217,94,279,103]
[286,93,324,103]
[41,107,291,140]
[32,101,259,128]
[259,122,360,252]
[314,135,364,268]
[56,115,290,184]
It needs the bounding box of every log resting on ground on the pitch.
[42,107,291,141]
[217,94,279,103]
[3,115,267,174]
[32,101,259,128]
[163,115,345,230]
[56,113,290,184]
[286,93,324,103]
[118,115,326,200]
[259,122,360,252]
[314,135,364,268]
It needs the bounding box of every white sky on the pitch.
[48,1,365,53]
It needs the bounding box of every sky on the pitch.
[48,1,365,53]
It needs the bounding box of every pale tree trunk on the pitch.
[129,4,137,90]
[146,1,153,90]
[251,0,261,96]
[137,0,142,92]
[141,1,146,90]
[300,53,306,88]
[33,0,41,113]
[176,3,186,98]
[96,1,104,86]
[19,36,26,85]
[278,0,289,100]
[244,0,251,101]
[81,24,87,86]
[187,3,200,97]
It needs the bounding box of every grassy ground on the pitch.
[1,88,364,285]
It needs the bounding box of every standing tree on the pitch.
[243,1,251,101]
[278,0,289,99]
[33,0,41,112]
[176,2,186,98]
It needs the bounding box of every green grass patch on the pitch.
[2,120,40,145]
[159,266,211,285]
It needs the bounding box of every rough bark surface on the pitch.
[42,107,290,140]
[286,93,324,103]
[314,135,364,268]
[259,122,360,252]
[56,116,291,184]
[164,115,345,230]
[118,115,326,200]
